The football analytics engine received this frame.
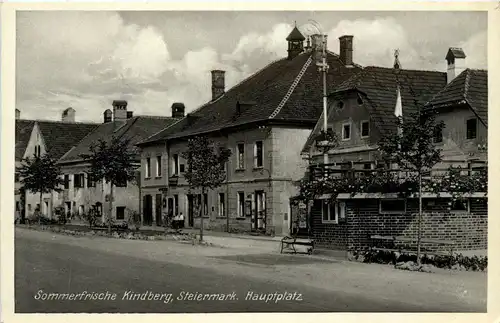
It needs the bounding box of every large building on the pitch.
[15,108,98,220]
[300,48,488,253]
[55,101,181,224]
[137,27,362,236]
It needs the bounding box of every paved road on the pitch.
[15,232,468,313]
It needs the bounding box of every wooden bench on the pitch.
[280,236,314,255]
[370,235,455,256]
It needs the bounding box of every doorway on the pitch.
[155,194,162,226]
[253,191,266,231]
[187,194,194,227]
[143,194,153,226]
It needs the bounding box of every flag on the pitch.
[394,85,403,137]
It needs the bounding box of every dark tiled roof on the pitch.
[139,51,361,145]
[37,121,99,160]
[286,26,305,41]
[301,66,447,154]
[426,69,487,126]
[15,120,35,160]
[15,119,97,161]
[446,48,466,60]
[333,66,447,135]
[58,116,179,163]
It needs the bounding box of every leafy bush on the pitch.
[126,209,142,231]
[353,249,487,272]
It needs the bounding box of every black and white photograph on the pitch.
[2,5,495,317]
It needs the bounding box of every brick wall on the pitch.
[311,198,487,252]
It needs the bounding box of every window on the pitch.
[63,175,69,189]
[203,193,208,215]
[450,199,469,212]
[236,143,245,169]
[218,193,225,217]
[15,172,20,182]
[145,158,151,178]
[172,154,179,175]
[34,145,41,157]
[237,192,245,217]
[342,123,351,140]
[433,126,443,143]
[360,121,370,138]
[116,206,126,220]
[321,201,344,224]
[74,174,84,188]
[379,199,406,214]
[180,164,185,173]
[363,163,372,170]
[156,156,162,177]
[466,118,477,139]
[174,194,179,215]
[254,141,263,168]
[87,174,96,187]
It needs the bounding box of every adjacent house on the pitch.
[137,27,362,236]
[15,108,99,219]
[300,48,487,254]
[55,101,181,225]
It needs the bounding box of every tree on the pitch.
[181,136,231,241]
[80,136,137,235]
[17,154,64,224]
[378,110,445,264]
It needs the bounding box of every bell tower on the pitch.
[286,22,305,60]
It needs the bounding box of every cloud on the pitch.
[16,13,487,123]
[326,18,422,69]
[459,30,487,69]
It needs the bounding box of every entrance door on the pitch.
[254,191,266,231]
[155,194,162,226]
[167,198,174,217]
[187,195,194,227]
[143,195,153,226]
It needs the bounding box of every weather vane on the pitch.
[394,49,401,69]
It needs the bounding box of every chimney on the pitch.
[171,103,185,118]
[310,34,327,64]
[103,109,112,123]
[211,70,225,101]
[127,111,134,119]
[15,109,20,120]
[61,107,76,123]
[446,47,466,84]
[112,100,128,122]
[339,35,354,66]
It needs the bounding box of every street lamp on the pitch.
[305,20,330,165]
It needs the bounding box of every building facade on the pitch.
[15,108,98,220]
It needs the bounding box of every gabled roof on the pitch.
[37,121,99,160]
[426,69,487,126]
[301,66,447,154]
[58,116,180,163]
[15,119,98,161]
[139,50,361,146]
[15,120,36,160]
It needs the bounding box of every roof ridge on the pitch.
[463,68,472,100]
[364,65,446,74]
[21,119,98,125]
[268,56,313,119]
[425,69,466,106]
[137,117,186,145]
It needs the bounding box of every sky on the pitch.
[16,11,487,123]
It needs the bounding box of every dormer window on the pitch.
[466,118,477,139]
[342,122,351,141]
[360,121,370,138]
